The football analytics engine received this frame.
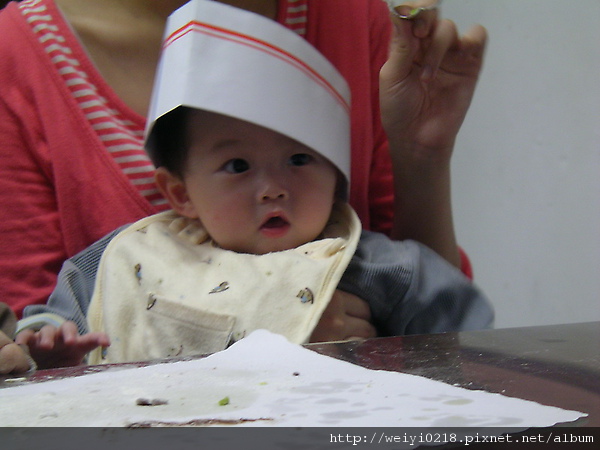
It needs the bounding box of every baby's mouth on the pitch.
[261,216,289,229]
[260,215,291,238]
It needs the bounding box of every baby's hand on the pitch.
[0,330,31,375]
[310,290,377,343]
[15,321,110,369]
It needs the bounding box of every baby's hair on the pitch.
[149,106,348,201]
[148,106,191,177]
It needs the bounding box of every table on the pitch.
[3,321,599,428]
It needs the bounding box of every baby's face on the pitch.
[179,110,338,254]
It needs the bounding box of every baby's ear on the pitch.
[154,167,198,219]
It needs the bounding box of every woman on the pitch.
[1,0,484,340]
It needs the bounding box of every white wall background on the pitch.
[442,0,600,328]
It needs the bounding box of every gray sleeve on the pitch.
[338,231,494,336]
[21,228,122,335]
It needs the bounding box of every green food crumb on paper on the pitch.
[218,396,230,406]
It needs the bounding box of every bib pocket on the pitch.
[144,293,236,358]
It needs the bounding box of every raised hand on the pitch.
[381,2,487,160]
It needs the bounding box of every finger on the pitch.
[383,15,420,84]
[461,24,487,61]
[413,11,438,39]
[337,291,372,321]
[420,18,459,81]
[77,332,111,348]
[59,321,80,344]
[391,2,439,38]
[37,325,59,349]
[14,329,35,346]
[344,318,378,340]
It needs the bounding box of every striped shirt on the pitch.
[280,0,308,36]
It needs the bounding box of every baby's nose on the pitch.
[259,175,289,201]
[261,188,288,201]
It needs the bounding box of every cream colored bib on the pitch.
[87,203,361,364]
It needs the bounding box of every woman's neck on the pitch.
[214,0,278,19]
[52,0,279,117]
[55,0,190,21]
[56,0,278,22]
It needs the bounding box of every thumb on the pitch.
[380,18,419,85]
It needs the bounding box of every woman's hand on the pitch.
[381,3,487,160]
[0,330,31,374]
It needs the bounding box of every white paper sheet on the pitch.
[0,330,586,428]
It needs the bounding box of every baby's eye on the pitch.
[223,158,250,174]
[289,153,312,166]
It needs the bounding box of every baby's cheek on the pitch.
[203,208,244,238]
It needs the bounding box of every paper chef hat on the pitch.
[145,0,351,189]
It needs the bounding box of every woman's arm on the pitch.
[380,6,487,269]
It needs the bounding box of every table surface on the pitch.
[3,321,599,427]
